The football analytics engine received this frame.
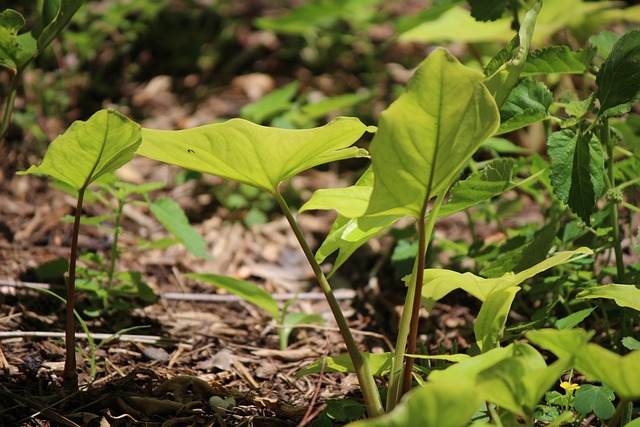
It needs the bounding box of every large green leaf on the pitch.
[365,48,499,218]
[595,28,640,119]
[522,45,597,76]
[149,198,212,260]
[497,78,552,135]
[18,109,141,190]
[346,381,481,427]
[185,274,279,320]
[576,344,640,400]
[421,248,592,309]
[137,117,371,194]
[525,328,593,361]
[547,129,604,225]
[576,284,640,312]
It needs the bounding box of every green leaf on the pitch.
[565,93,596,119]
[18,109,141,190]
[0,9,35,71]
[589,31,619,57]
[573,385,615,419]
[299,167,373,218]
[439,158,517,217]
[345,381,481,427]
[547,129,604,225]
[297,352,393,377]
[421,248,592,309]
[137,117,371,194]
[622,336,640,351]
[289,92,370,127]
[497,78,552,135]
[468,0,506,22]
[576,344,640,400]
[240,81,300,124]
[404,353,470,363]
[554,307,595,329]
[365,48,499,218]
[483,1,541,108]
[576,284,640,311]
[185,274,279,320]
[522,46,597,76]
[36,0,84,52]
[149,198,211,260]
[596,28,640,119]
[280,312,324,350]
[525,328,593,361]
[475,287,519,352]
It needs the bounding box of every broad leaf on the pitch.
[18,109,141,190]
[439,158,517,218]
[468,0,507,22]
[149,198,211,260]
[497,78,552,135]
[547,129,604,225]
[421,248,592,309]
[575,344,640,400]
[297,352,392,377]
[346,381,481,427]
[185,274,279,320]
[474,287,519,352]
[525,328,593,361]
[576,284,640,311]
[0,9,35,71]
[522,45,597,76]
[137,117,371,194]
[589,31,618,56]
[365,48,499,218]
[573,385,615,419]
[596,28,640,119]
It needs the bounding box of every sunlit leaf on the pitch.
[297,352,392,377]
[497,78,551,135]
[18,109,141,190]
[577,284,640,311]
[137,117,371,194]
[186,274,279,320]
[525,328,593,361]
[474,287,519,352]
[365,48,499,218]
[547,129,604,225]
[149,198,211,260]
[522,45,597,76]
[576,345,640,400]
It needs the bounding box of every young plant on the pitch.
[0,1,84,144]
[18,108,141,391]
[186,274,324,350]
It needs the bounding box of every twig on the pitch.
[298,338,331,427]
[0,331,190,347]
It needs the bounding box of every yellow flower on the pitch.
[560,381,580,391]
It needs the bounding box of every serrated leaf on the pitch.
[497,78,552,135]
[596,28,640,119]
[438,158,517,217]
[522,45,596,76]
[547,129,604,225]
[365,48,499,218]
[149,198,211,260]
[565,93,596,119]
[573,385,615,419]
[554,307,595,329]
[468,0,507,22]
[297,352,392,377]
[186,274,279,320]
[18,109,141,190]
[577,284,640,311]
[137,117,371,194]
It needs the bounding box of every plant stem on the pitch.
[107,199,125,289]
[607,398,631,427]
[0,70,20,145]
[601,119,626,282]
[273,191,384,417]
[64,188,85,391]
[402,193,444,396]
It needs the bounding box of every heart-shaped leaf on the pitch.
[137,117,371,194]
[18,109,141,190]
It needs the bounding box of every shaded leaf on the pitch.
[589,31,619,56]
[573,385,615,419]
[297,352,392,377]
[596,28,640,119]
[547,129,604,225]
[240,81,300,124]
[576,284,640,311]
[468,0,507,22]
[186,274,279,320]
[474,287,519,352]
[554,307,595,329]
[137,117,371,194]
[622,336,640,350]
[36,0,84,52]
[522,45,596,76]
[365,48,499,218]
[497,78,552,135]
[149,198,211,260]
[0,9,35,71]
[18,109,141,190]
